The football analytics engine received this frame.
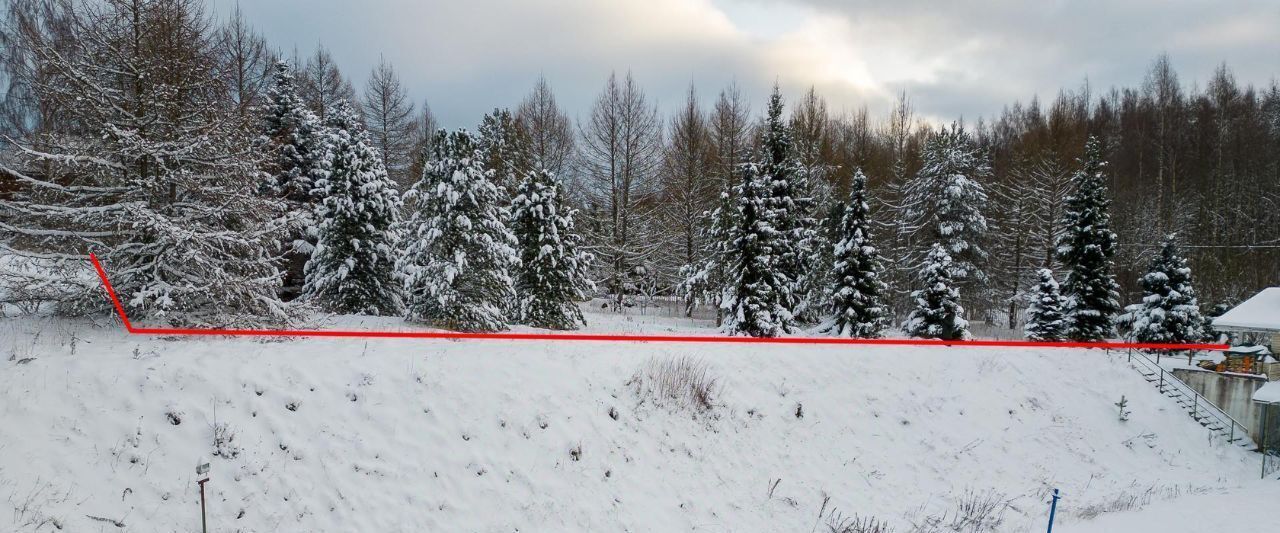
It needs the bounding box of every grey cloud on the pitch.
[209,0,1280,128]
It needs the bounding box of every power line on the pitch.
[1117,244,1280,250]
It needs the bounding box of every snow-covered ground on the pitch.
[1,306,1274,532]
[1065,480,1275,533]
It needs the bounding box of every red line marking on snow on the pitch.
[88,253,1230,351]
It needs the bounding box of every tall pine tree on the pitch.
[1024,268,1067,341]
[511,167,593,330]
[823,169,890,338]
[302,101,404,315]
[1119,235,1204,343]
[262,60,327,299]
[903,244,970,340]
[758,86,814,321]
[399,130,518,332]
[264,61,324,203]
[722,162,794,337]
[901,123,990,312]
[1057,136,1122,341]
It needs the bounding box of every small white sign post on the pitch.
[196,458,211,533]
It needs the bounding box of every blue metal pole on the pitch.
[1046,488,1060,533]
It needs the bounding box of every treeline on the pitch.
[1,0,1276,340]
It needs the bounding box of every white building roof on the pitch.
[1254,381,1280,405]
[1213,287,1280,333]
[1224,345,1271,356]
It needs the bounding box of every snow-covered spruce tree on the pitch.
[398,130,518,332]
[1202,301,1234,344]
[262,60,327,298]
[722,162,794,337]
[0,0,290,326]
[301,101,404,315]
[511,167,593,329]
[901,124,990,312]
[1118,235,1204,344]
[822,169,890,338]
[263,60,324,203]
[903,244,971,341]
[682,180,739,327]
[683,85,752,328]
[1056,136,1122,342]
[1024,268,1067,341]
[758,86,821,323]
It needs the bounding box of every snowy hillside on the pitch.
[1,309,1270,533]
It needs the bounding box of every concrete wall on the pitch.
[1172,368,1278,446]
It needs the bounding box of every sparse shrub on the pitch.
[212,423,241,459]
[906,489,1010,533]
[828,512,894,533]
[949,489,1009,532]
[7,479,72,531]
[627,356,719,414]
[1070,484,1208,520]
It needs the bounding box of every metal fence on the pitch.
[1122,348,1254,449]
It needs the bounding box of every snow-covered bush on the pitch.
[212,422,241,459]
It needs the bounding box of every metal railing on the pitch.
[1121,348,1254,448]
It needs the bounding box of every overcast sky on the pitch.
[209,0,1280,129]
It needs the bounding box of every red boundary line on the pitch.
[88,253,1229,351]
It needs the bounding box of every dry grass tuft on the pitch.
[628,356,720,415]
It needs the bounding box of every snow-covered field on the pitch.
[1,306,1273,532]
